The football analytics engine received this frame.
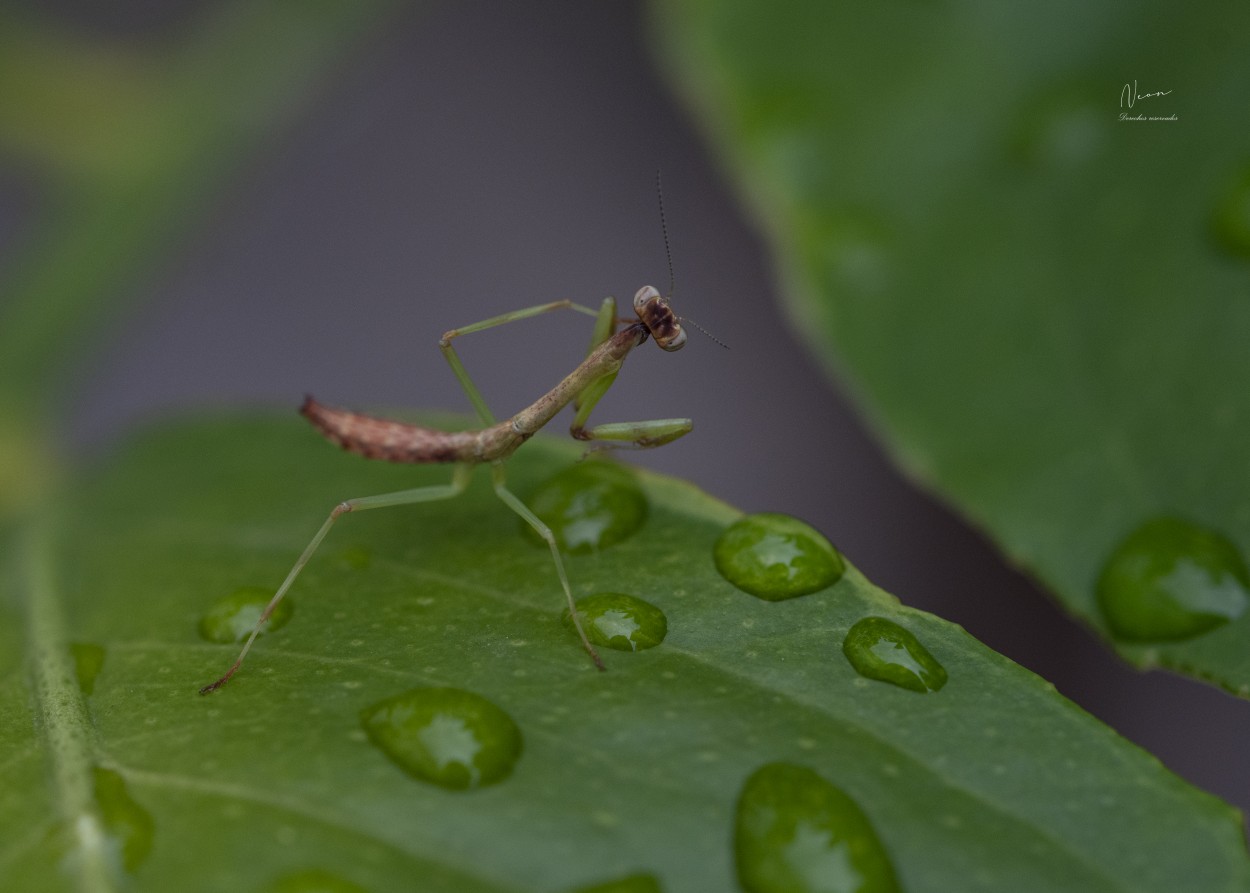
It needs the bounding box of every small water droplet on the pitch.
[1211,167,1250,259]
[590,809,620,829]
[92,767,155,873]
[714,513,845,600]
[262,867,370,893]
[565,593,667,652]
[569,875,664,893]
[524,461,647,553]
[1097,517,1249,641]
[734,762,900,893]
[360,687,522,790]
[198,586,292,643]
[817,213,894,297]
[70,642,106,696]
[340,545,372,570]
[842,617,948,693]
[1011,89,1105,168]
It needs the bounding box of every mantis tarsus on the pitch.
[199,285,693,693]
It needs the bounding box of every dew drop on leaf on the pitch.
[92,767,155,873]
[1010,89,1105,169]
[734,762,900,893]
[842,617,948,693]
[568,873,664,893]
[565,593,667,652]
[198,586,293,643]
[262,867,371,893]
[359,687,522,790]
[813,213,894,297]
[339,544,372,570]
[70,642,106,696]
[1097,516,1250,641]
[1211,167,1250,260]
[714,513,845,601]
[523,461,648,553]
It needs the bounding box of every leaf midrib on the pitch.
[22,517,118,893]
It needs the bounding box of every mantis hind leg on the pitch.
[489,462,606,671]
[199,464,474,694]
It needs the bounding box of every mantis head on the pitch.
[633,285,687,352]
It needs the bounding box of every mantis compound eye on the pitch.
[633,285,687,352]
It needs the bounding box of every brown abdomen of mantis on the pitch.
[300,396,479,464]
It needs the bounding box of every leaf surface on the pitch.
[2,417,1246,892]
[650,0,1250,694]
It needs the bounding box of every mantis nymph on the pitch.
[200,284,693,693]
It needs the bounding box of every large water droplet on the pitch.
[714,514,845,601]
[70,642,106,696]
[569,873,663,893]
[93,767,155,873]
[1211,167,1250,259]
[198,586,292,644]
[842,617,947,693]
[1097,517,1250,641]
[1010,89,1105,169]
[360,687,522,790]
[263,868,370,893]
[524,461,647,553]
[566,593,667,652]
[735,763,900,893]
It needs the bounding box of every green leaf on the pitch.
[650,0,1250,694]
[2,416,1247,891]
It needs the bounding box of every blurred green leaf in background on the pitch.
[0,0,406,511]
[654,0,1250,695]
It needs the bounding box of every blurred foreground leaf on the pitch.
[652,0,1250,694]
[1,416,1246,891]
[0,0,408,513]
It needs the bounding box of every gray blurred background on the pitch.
[6,1,1247,817]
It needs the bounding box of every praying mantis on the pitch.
[199,283,694,693]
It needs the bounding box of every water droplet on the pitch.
[1011,89,1105,169]
[340,545,372,570]
[714,514,845,601]
[198,586,292,643]
[70,642,106,696]
[816,213,894,297]
[842,617,948,693]
[1211,167,1250,259]
[524,461,647,553]
[569,874,663,893]
[1097,517,1250,641]
[735,763,900,893]
[360,687,522,790]
[262,868,370,893]
[92,767,155,872]
[566,593,667,651]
